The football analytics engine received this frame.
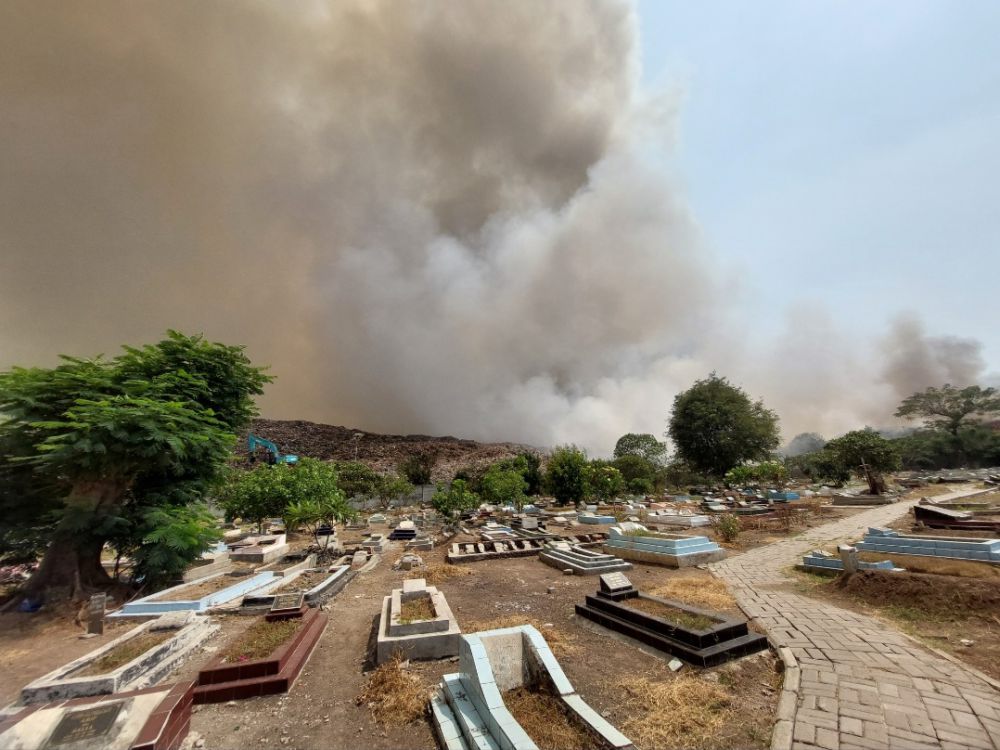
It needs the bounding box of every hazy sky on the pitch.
[1,1,997,452]
[637,0,1000,368]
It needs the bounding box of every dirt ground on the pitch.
[186,539,779,750]
[790,568,1000,681]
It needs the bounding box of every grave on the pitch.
[798,550,901,574]
[228,533,290,565]
[193,608,327,703]
[538,543,632,575]
[114,570,280,617]
[406,536,434,551]
[575,574,768,667]
[360,533,388,554]
[832,493,896,507]
[182,542,232,583]
[368,513,387,525]
[913,504,1000,533]
[375,578,461,665]
[0,682,193,750]
[602,523,725,567]
[21,613,215,705]
[855,527,1000,563]
[645,511,711,528]
[389,520,418,540]
[240,565,352,611]
[577,512,617,524]
[431,624,633,750]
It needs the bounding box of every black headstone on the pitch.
[46,702,122,747]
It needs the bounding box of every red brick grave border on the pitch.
[193,608,327,703]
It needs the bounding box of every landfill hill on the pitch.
[240,418,537,481]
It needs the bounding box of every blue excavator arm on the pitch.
[247,433,298,464]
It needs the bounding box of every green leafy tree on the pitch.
[480,464,528,510]
[399,452,437,485]
[373,473,415,511]
[613,433,667,464]
[219,457,346,531]
[285,492,353,555]
[128,503,222,588]
[724,461,788,488]
[0,332,268,600]
[612,454,660,495]
[431,479,480,517]
[544,445,590,505]
[333,461,381,498]
[516,452,544,496]
[823,429,900,495]
[588,461,624,502]
[668,374,780,477]
[896,384,1000,437]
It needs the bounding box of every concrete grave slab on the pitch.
[21,615,216,705]
[376,579,460,664]
[432,625,634,750]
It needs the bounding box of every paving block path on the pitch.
[710,489,1000,750]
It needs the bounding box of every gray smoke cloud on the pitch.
[0,1,991,454]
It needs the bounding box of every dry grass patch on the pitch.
[615,675,732,750]
[399,594,436,624]
[410,563,474,586]
[72,630,173,676]
[463,615,576,657]
[503,686,598,750]
[649,575,737,612]
[355,654,429,724]
[221,618,302,663]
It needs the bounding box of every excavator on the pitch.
[247,434,298,465]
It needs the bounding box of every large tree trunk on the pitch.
[21,479,126,602]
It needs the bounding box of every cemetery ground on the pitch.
[187,545,781,750]
[3,486,999,749]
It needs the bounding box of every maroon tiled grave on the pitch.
[193,609,327,703]
[0,681,193,750]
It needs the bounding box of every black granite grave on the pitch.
[575,573,768,667]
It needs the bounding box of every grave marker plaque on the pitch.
[270,592,304,612]
[87,593,106,636]
[599,572,633,594]
[45,701,122,747]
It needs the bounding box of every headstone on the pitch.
[86,593,106,636]
[46,701,122,746]
[599,572,634,594]
[402,578,426,594]
[838,544,859,574]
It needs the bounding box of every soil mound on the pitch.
[240,418,536,481]
[837,570,1000,616]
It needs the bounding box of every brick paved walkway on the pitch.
[710,490,1000,750]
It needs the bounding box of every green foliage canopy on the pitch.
[613,433,667,463]
[480,463,528,510]
[667,374,780,477]
[896,384,1000,436]
[544,445,590,505]
[0,331,269,598]
[219,457,345,531]
[431,479,480,517]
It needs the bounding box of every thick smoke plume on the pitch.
[0,1,991,454]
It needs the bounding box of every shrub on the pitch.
[713,513,741,543]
